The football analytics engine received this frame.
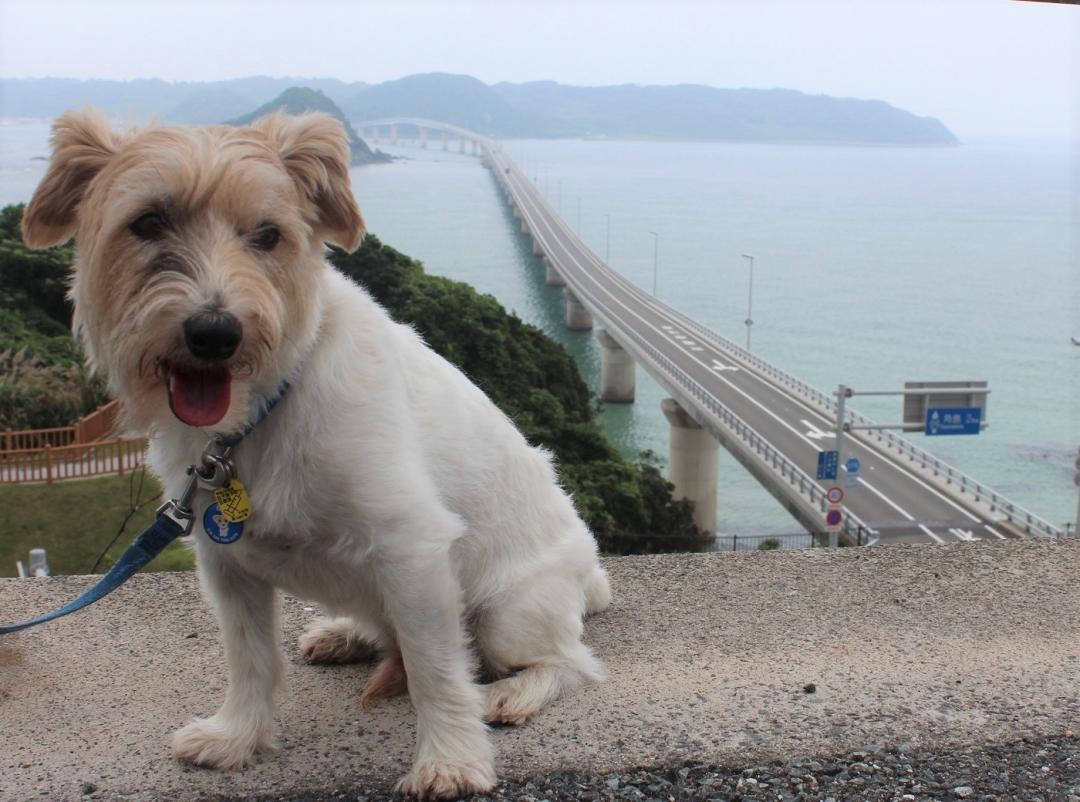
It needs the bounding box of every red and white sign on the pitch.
[826,486,844,505]
[825,508,843,530]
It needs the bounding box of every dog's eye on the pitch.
[129,211,169,242]
[250,225,281,252]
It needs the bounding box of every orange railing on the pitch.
[0,437,146,484]
[0,400,139,484]
[3,399,121,452]
[3,425,76,451]
[73,399,120,444]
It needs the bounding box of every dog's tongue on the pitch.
[168,367,231,427]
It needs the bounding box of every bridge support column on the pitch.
[459,137,466,154]
[520,219,529,234]
[532,239,543,256]
[545,258,566,287]
[564,289,593,331]
[420,128,428,149]
[661,399,719,535]
[596,329,635,403]
[391,125,398,146]
[442,131,448,151]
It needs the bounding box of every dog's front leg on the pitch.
[172,554,281,770]
[377,537,496,799]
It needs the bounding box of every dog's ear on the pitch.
[254,113,366,253]
[22,108,119,249]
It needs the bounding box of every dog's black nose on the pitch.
[183,311,242,362]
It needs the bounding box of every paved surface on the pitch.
[2,540,1079,801]
[484,144,1039,546]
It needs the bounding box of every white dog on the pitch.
[22,109,611,799]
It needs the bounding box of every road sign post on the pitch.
[925,407,982,436]
[826,508,843,549]
[830,380,990,548]
[817,450,839,481]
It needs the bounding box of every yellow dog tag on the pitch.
[213,479,253,523]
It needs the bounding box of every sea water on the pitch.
[3,121,1076,534]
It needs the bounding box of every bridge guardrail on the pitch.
[497,162,876,543]
[492,150,1062,542]
[667,316,1062,538]
[625,330,876,542]
[489,144,1061,542]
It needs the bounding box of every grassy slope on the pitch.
[0,471,194,577]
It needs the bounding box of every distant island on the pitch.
[0,73,958,146]
[227,87,390,165]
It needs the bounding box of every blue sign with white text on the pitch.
[925,407,982,436]
[817,450,839,480]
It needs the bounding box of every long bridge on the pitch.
[355,118,1064,546]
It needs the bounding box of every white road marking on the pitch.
[918,524,946,544]
[984,525,1006,540]
[711,360,739,373]
[949,528,975,542]
[801,419,830,440]
[503,162,968,535]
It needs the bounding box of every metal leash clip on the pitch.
[156,469,199,536]
[154,440,236,537]
[195,440,235,489]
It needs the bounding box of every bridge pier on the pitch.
[661,399,719,535]
[459,137,466,154]
[596,329,635,403]
[391,125,398,146]
[544,258,566,287]
[442,131,448,151]
[420,128,428,149]
[564,289,593,331]
[532,239,543,257]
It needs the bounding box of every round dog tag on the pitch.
[203,503,244,544]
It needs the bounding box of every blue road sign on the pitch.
[926,407,982,436]
[817,450,839,480]
[843,456,861,489]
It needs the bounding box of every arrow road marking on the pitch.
[801,419,830,440]
[949,528,975,542]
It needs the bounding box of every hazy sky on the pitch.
[2,0,1077,141]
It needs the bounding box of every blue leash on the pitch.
[0,382,289,636]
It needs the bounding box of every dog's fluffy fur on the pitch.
[23,109,611,799]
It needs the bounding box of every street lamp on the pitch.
[740,252,755,351]
[650,232,660,296]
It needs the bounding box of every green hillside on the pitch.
[228,87,390,165]
[1,74,958,145]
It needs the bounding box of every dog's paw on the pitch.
[171,715,275,770]
[298,616,378,664]
[396,758,496,800]
[483,676,538,726]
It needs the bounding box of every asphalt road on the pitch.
[487,147,1012,545]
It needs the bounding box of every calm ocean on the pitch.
[2,121,1076,534]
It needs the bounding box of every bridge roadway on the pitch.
[356,118,1062,545]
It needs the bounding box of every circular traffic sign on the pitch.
[826,486,844,505]
[826,509,843,526]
